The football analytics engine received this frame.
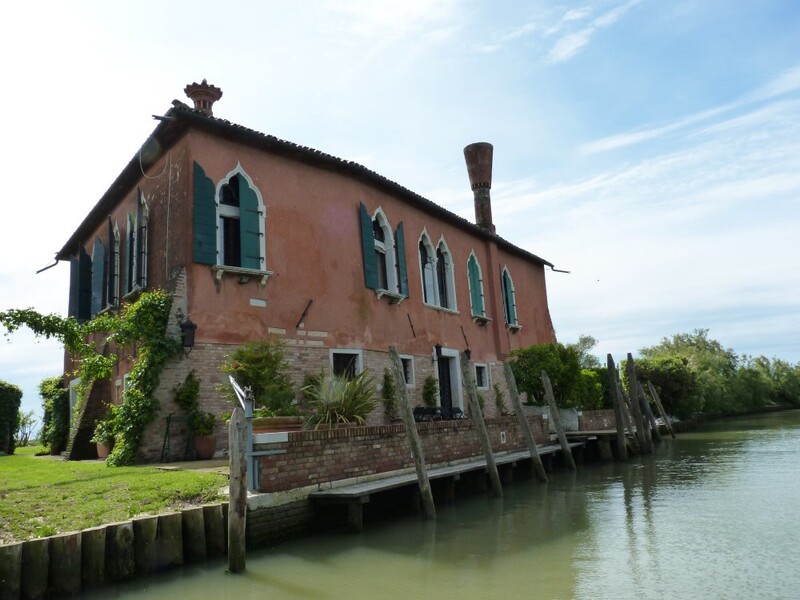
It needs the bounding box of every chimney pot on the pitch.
[184,79,223,116]
[464,142,495,233]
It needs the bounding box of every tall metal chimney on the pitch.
[463,142,495,234]
[184,79,223,116]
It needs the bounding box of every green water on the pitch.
[91,410,800,599]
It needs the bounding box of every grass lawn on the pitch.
[0,446,228,544]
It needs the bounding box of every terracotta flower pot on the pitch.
[96,443,112,459]
[194,434,216,460]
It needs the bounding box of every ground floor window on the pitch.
[330,349,363,379]
[474,363,489,390]
[399,355,415,387]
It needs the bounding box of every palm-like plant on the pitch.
[303,370,376,428]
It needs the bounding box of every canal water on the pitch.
[90,410,800,599]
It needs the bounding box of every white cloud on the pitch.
[545,0,640,64]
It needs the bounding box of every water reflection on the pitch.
[87,410,800,600]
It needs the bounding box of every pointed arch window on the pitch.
[125,193,148,294]
[419,234,456,311]
[106,219,120,307]
[192,162,268,278]
[419,234,436,305]
[501,267,519,327]
[467,252,486,319]
[90,237,105,317]
[358,203,408,299]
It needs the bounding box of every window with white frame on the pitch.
[399,355,415,387]
[501,267,519,327]
[419,233,456,310]
[330,349,363,379]
[474,363,489,390]
[193,162,266,273]
[467,252,486,319]
[358,204,408,298]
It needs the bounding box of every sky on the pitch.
[1,0,799,420]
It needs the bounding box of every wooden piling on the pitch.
[503,360,547,482]
[638,382,662,443]
[156,513,183,570]
[607,355,628,462]
[0,542,22,600]
[228,407,247,573]
[389,346,436,519]
[625,353,650,453]
[541,371,577,471]
[461,353,503,497]
[203,504,226,558]
[21,537,48,600]
[80,525,106,586]
[619,385,641,454]
[132,516,158,576]
[105,521,134,582]
[647,381,677,439]
[182,507,207,563]
[48,532,81,597]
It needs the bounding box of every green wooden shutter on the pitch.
[468,255,484,317]
[502,270,517,325]
[238,175,263,270]
[68,256,80,318]
[359,203,378,289]
[78,246,92,322]
[395,222,408,297]
[90,238,105,317]
[107,217,117,305]
[136,195,148,288]
[193,162,217,265]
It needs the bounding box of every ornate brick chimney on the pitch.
[184,79,223,116]
[463,143,495,234]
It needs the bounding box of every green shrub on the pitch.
[493,383,506,416]
[219,340,297,416]
[39,376,70,454]
[422,375,439,408]
[303,370,376,428]
[191,411,215,436]
[382,370,398,421]
[0,380,22,455]
[511,342,582,408]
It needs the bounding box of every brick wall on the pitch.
[578,409,615,431]
[256,415,550,493]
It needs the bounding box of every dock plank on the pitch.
[310,442,584,502]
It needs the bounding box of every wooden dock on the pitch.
[310,441,585,530]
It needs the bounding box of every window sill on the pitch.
[506,323,522,333]
[375,289,406,304]
[423,303,459,315]
[472,315,491,326]
[212,265,273,285]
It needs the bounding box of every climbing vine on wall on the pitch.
[0,290,177,466]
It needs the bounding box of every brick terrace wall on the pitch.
[578,409,615,431]
[256,415,549,493]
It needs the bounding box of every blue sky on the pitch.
[1,0,799,419]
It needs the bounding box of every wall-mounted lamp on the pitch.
[179,317,197,353]
[464,348,472,361]
[434,344,443,358]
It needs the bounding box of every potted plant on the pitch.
[303,370,376,429]
[219,341,303,432]
[191,410,216,460]
[91,417,115,460]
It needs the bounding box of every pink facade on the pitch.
[57,84,558,461]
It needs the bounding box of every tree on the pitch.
[0,380,23,454]
[511,342,582,407]
[633,356,702,419]
[567,334,601,369]
[15,410,36,447]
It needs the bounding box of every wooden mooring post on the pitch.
[638,381,662,444]
[228,407,247,573]
[461,354,503,497]
[389,346,436,520]
[541,371,577,471]
[647,381,677,439]
[503,361,547,482]
[626,353,650,453]
[606,355,628,461]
